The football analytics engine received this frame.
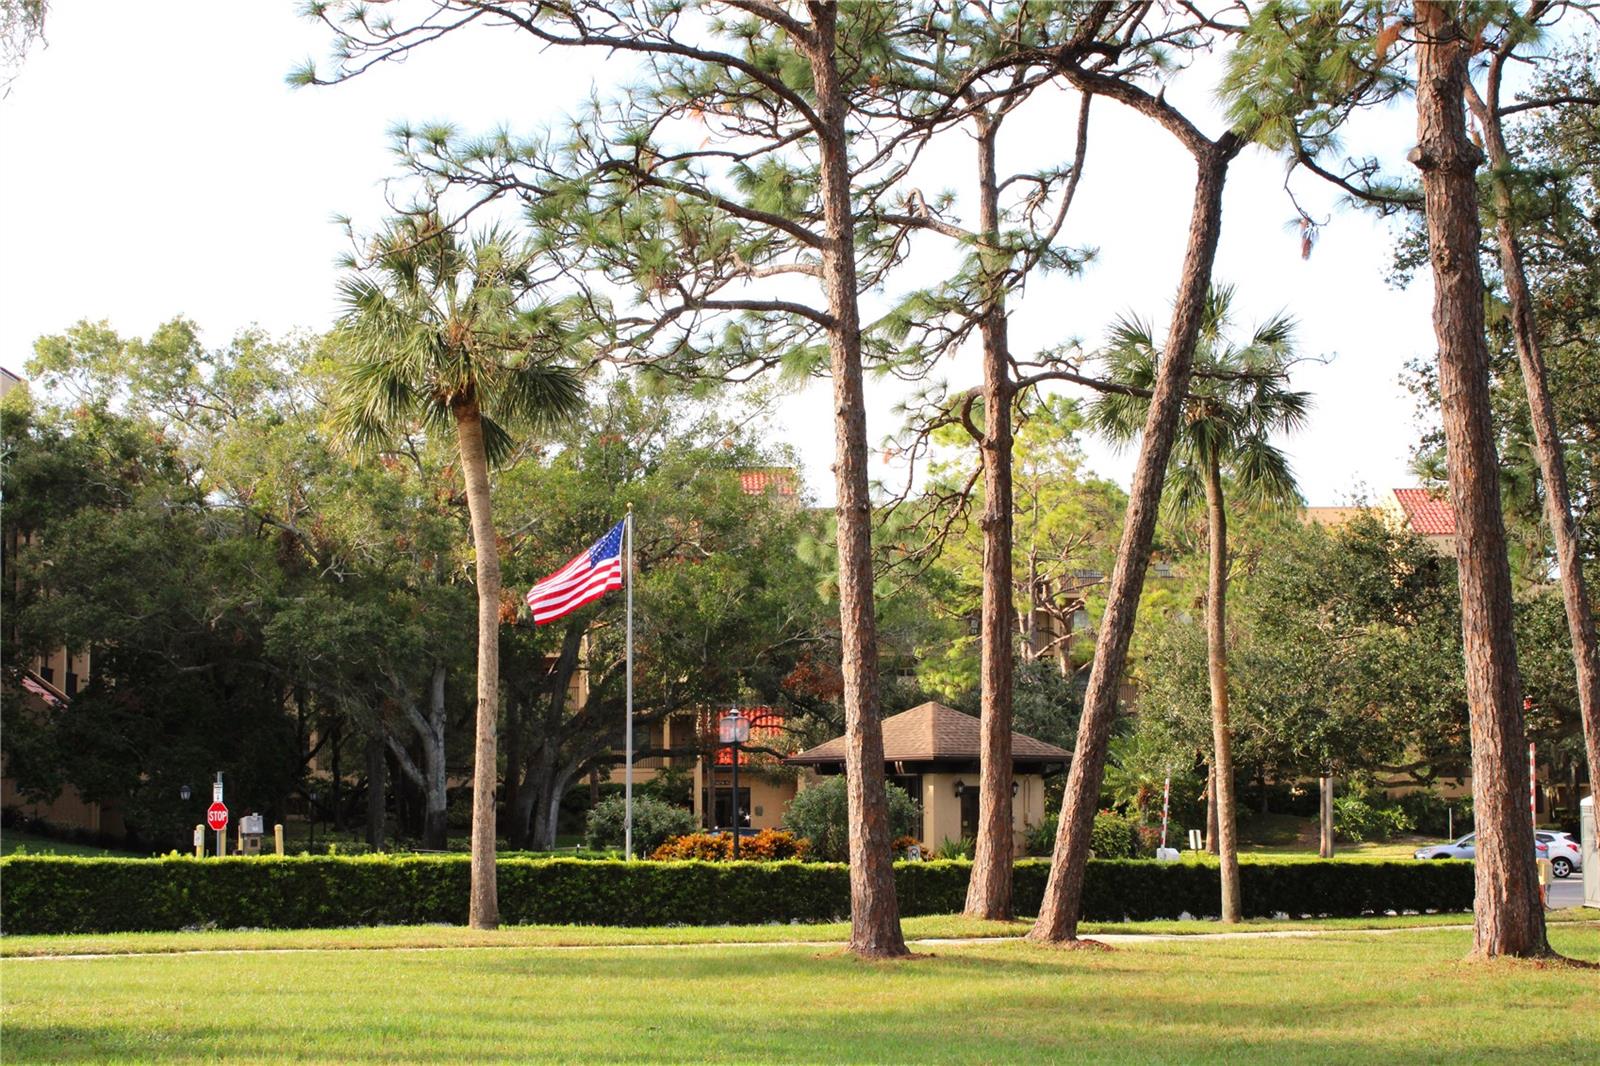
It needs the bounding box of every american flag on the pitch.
[525,519,627,625]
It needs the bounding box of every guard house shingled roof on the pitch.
[786,701,1072,769]
[1391,488,1456,537]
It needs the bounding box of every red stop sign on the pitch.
[206,802,229,831]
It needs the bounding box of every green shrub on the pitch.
[783,777,919,861]
[0,854,1476,935]
[1027,811,1151,857]
[1394,789,1469,838]
[1090,810,1140,858]
[583,795,695,855]
[1333,790,1414,843]
[1025,814,1057,857]
[931,836,975,861]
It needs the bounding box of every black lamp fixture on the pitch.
[717,709,750,859]
[954,780,1021,797]
[179,784,192,802]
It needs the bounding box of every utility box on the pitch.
[1582,796,1597,909]
[239,813,265,856]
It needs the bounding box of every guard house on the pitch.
[787,701,1071,857]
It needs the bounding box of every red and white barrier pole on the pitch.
[1531,741,1546,907]
[1529,741,1537,832]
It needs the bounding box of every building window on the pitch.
[65,672,78,697]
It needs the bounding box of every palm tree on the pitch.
[331,211,586,930]
[1091,284,1308,923]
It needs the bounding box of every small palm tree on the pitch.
[331,210,586,930]
[1091,283,1309,923]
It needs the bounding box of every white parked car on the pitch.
[1413,832,1549,864]
[1534,831,1583,878]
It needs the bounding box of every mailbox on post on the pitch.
[239,813,265,856]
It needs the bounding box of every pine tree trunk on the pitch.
[965,113,1017,922]
[805,1,907,959]
[1030,144,1235,944]
[1411,2,1547,959]
[365,733,386,851]
[1204,457,1241,921]
[454,402,501,930]
[1471,74,1600,818]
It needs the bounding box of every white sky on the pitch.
[0,3,1445,507]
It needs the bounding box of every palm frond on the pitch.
[1231,434,1302,508]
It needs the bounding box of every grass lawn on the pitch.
[1234,812,1432,860]
[16,911,1592,959]
[2,924,1595,1063]
[0,829,141,858]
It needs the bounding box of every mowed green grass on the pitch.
[3,925,1596,1064]
[12,910,1594,958]
[0,829,142,858]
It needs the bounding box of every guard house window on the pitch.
[712,787,751,829]
[887,774,923,813]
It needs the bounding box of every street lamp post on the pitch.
[718,709,750,859]
[179,784,193,855]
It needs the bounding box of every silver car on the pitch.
[1413,832,1548,863]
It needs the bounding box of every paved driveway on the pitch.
[1547,876,1589,910]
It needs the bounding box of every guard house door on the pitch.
[959,787,980,842]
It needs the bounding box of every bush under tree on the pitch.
[785,777,919,862]
[583,795,695,856]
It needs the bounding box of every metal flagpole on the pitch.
[624,505,634,861]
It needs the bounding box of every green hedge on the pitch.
[0,855,1475,935]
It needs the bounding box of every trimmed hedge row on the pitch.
[0,855,1475,935]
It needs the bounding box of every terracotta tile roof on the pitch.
[738,469,798,496]
[787,701,1072,767]
[713,707,784,766]
[1392,488,1456,536]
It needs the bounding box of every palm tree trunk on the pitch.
[966,112,1017,922]
[1411,2,1547,959]
[454,401,501,930]
[1029,141,1236,945]
[1204,455,1242,923]
[1469,76,1600,819]
[805,2,906,959]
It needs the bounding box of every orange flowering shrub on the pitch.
[891,835,924,858]
[650,829,809,862]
